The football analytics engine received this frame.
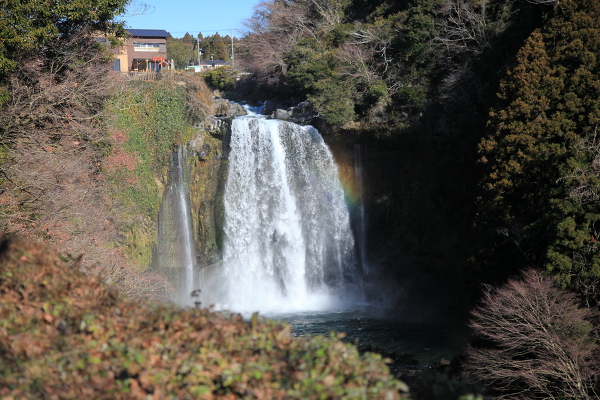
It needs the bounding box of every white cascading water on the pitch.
[174,147,196,303]
[200,114,361,313]
[154,145,197,306]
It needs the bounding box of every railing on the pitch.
[121,71,160,81]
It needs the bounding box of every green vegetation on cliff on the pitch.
[104,75,204,266]
[0,0,216,300]
[0,0,167,301]
[203,66,238,92]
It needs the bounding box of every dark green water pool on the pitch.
[264,307,469,369]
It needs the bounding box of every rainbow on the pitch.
[336,162,362,211]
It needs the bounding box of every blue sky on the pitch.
[119,0,261,38]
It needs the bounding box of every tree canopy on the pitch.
[0,0,128,73]
[167,33,235,70]
[479,0,600,303]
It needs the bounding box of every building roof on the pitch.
[126,29,171,38]
[199,60,229,65]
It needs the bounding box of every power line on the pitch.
[169,29,233,34]
[166,28,244,38]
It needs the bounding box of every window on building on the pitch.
[133,42,160,51]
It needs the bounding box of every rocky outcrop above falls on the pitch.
[201,97,247,140]
[264,100,317,125]
[187,98,242,267]
[214,97,247,118]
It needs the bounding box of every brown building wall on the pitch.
[129,38,167,71]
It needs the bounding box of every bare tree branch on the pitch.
[241,0,313,79]
[466,269,599,399]
[122,1,154,17]
[560,125,600,205]
[436,0,490,58]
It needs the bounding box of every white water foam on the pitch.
[200,115,361,313]
[154,145,197,306]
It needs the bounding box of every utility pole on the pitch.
[196,37,200,66]
[230,28,235,69]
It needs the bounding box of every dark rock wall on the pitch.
[188,101,241,267]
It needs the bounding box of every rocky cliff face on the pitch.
[188,98,245,267]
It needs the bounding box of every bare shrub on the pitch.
[465,269,599,399]
[240,0,312,80]
[0,30,120,145]
[301,0,347,29]
[0,125,169,303]
[561,126,600,206]
[334,24,395,91]
[436,0,489,58]
[0,28,169,303]
[86,259,171,304]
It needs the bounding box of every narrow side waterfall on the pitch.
[354,143,368,276]
[154,145,197,306]
[201,115,361,312]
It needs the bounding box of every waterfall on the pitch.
[154,145,197,306]
[354,143,368,276]
[200,115,361,312]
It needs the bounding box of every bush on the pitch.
[465,269,599,399]
[0,236,408,399]
[307,78,356,126]
[202,66,237,91]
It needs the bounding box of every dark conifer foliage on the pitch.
[0,0,128,73]
[479,0,600,305]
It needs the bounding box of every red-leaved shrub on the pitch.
[465,269,599,399]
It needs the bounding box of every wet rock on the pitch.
[290,101,316,125]
[270,109,292,120]
[205,116,226,137]
[196,147,210,160]
[228,102,246,116]
[261,100,316,125]
[262,100,278,115]
[214,98,247,118]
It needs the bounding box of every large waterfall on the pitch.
[200,114,361,312]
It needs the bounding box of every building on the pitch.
[113,29,171,72]
[185,60,231,73]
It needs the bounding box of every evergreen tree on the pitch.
[479,0,600,304]
[198,33,230,61]
[167,33,197,68]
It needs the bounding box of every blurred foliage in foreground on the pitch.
[0,236,408,399]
